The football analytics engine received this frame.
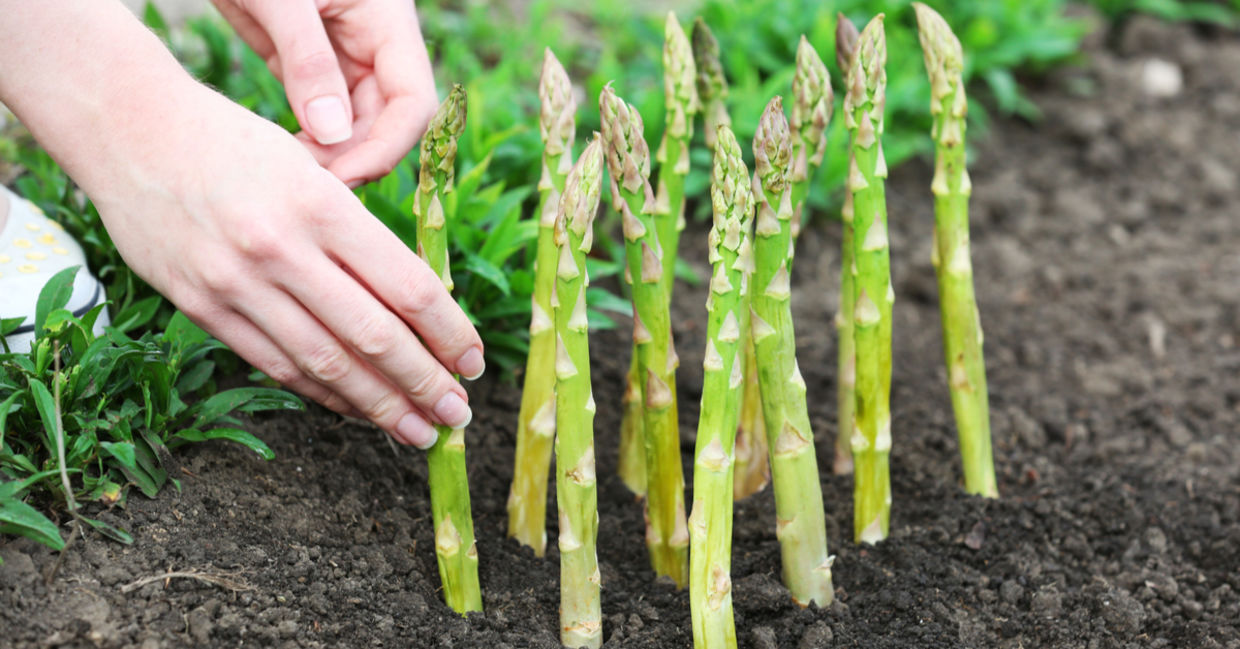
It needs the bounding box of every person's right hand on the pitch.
[0,2,481,449]
[95,85,483,449]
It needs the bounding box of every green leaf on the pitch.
[190,387,302,429]
[35,266,80,335]
[0,496,64,550]
[462,253,512,296]
[110,296,163,334]
[173,428,275,460]
[162,311,210,347]
[77,515,133,545]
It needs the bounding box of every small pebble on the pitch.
[1141,58,1183,98]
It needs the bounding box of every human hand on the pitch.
[96,87,482,449]
[211,0,437,187]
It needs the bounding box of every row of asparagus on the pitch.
[405,5,995,648]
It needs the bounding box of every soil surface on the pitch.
[4,15,1239,649]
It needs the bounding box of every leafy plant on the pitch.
[0,270,301,554]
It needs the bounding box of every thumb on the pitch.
[247,0,353,145]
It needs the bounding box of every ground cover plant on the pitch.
[5,1,1240,648]
[0,270,300,556]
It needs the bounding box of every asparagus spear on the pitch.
[844,16,894,544]
[833,14,861,477]
[413,85,482,613]
[553,134,605,649]
[691,16,770,501]
[617,12,700,499]
[692,18,730,150]
[789,36,833,248]
[913,3,997,498]
[508,49,577,556]
[751,97,834,606]
[688,124,753,649]
[600,85,689,587]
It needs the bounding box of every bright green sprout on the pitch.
[413,85,483,614]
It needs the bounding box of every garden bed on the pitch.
[3,16,1239,649]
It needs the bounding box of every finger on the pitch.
[245,0,353,146]
[209,1,276,61]
[239,287,457,447]
[295,75,385,168]
[283,258,477,418]
[197,307,365,420]
[322,211,486,380]
[326,10,436,185]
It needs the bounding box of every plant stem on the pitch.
[618,12,699,499]
[914,3,997,498]
[414,86,482,613]
[834,13,861,477]
[751,97,833,606]
[693,16,769,500]
[601,85,689,588]
[844,18,894,544]
[553,135,605,649]
[689,124,752,649]
[509,49,577,556]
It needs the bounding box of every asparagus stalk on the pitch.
[688,124,753,649]
[617,12,700,499]
[751,97,834,606]
[600,85,689,587]
[413,85,482,613]
[789,36,833,248]
[508,49,577,556]
[844,17,894,544]
[833,14,861,477]
[692,16,770,501]
[553,134,605,649]
[913,3,998,498]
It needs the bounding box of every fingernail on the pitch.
[397,412,437,449]
[346,178,364,190]
[457,348,485,380]
[305,95,352,145]
[433,392,472,429]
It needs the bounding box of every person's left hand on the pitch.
[211,0,438,187]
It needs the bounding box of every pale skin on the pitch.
[0,0,482,449]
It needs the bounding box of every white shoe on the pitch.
[0,185,109,353]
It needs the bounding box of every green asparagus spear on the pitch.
[413,85,482,613]
[691,16,770,501]
[751,97,834,606]
[692,17,730,151]
[508,49,577,556]
[601,85,689,587]
[913,3,997,498]
[618,12,700,499]
[833,13,861,477]
[789,36,832,248]
[844,16,894,544]
[553,134,605,649]
[688,124,753,649]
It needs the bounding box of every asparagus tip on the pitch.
[912,3,965,109]
[539,48,576,155]
[835,13,860,74]
[792,35,833,166]
[753,96,792,194]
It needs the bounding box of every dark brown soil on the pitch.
[4,15,1239,649]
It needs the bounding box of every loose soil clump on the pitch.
[3,16,1238,649]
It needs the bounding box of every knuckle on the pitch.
[289,50,340,84]
[264,361,304,388]
[351,313,401,358]
[361,390,405,427]
[398,274,442,317]
[300,343,352,384]
[403,365,443,403]
[233,222,286,264]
